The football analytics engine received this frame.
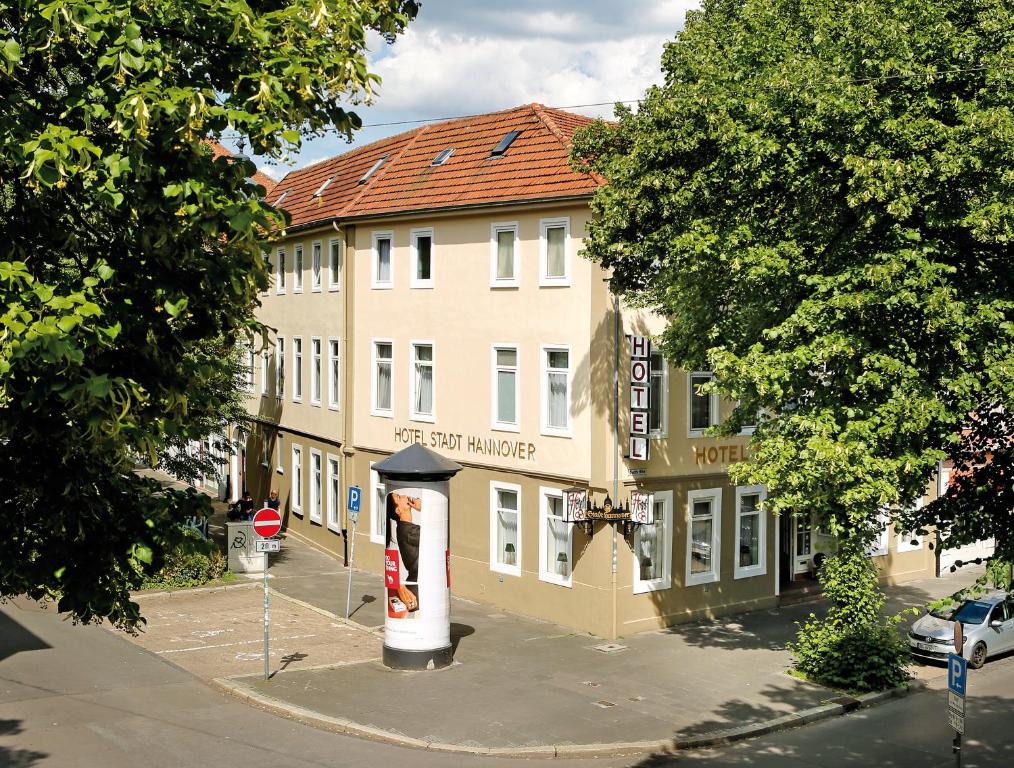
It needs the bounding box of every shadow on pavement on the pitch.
[0,719,47,768]
[0,611,50,664]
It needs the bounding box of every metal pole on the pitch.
[263,557,270,680]
[345,517,358,618]
[954,732,961,767]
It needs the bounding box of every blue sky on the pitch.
[232,1,699,178]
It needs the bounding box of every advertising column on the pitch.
[373,443,462,670]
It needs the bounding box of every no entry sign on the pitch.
[252,507,282,539]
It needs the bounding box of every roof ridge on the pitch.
[530,104,605,187]
[337,122,433,217]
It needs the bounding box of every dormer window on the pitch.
[359,155,388,184]
[431,148,454,166]
[273,189,290,206]
[491,131,521,157]
[312,176,334,198]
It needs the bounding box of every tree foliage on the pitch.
[0,0,417,628]
[573,0,1014,542]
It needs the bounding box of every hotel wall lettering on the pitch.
[629,335,650,461]
[394,426,536,462]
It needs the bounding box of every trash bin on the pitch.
[226,521,265,573]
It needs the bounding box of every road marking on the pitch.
[156,634,318,654]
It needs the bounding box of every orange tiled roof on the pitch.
[273,104,601,229]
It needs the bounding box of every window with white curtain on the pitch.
[369,463,385,544]
[328,238,341,290]
[276,247,286,293]
[735,485,767,579]
[896,498,923,553]
[326,455,341,532]
[539,217,570,285]
[633,490,673,593]
[292,337,302,401]
[490,222,519,287]
[372,340,393,414]
[309,449,322,524]
[411,343,434,420]
[493,346,519,429]
[311,241,322,291]
[293,244,304,292]
[687,487,722,586]
[539,488,572,587]
[542,346,570,435]
[490,482,521,576]
[328,338,340,409]
[291,445,303,515]
[372,232,393,288]
[649,351,668,436]
[310,337,321,405]
[275,337,285,399]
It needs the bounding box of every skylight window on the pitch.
[358,155,389,184]
[312,176,334,198]
[273,189,290,206]
[490,131,521,157]
[431,148,454,166]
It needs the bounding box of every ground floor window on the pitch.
[734,485,767,579]
[490,482,521,577]
[686,487,722,586]
[309,449,322,524]
[896,497,924,553]
[370,463,385,544]
[538,487,572,587]
[634,490,673,593]
[291,445,303,516]
[326,454,341,533]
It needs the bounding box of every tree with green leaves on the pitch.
[0,0,417,629]
[573,0,1014,551]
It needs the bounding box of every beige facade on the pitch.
[239,106,937,639]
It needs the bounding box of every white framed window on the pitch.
[734,485,767,579]
[649,351,668,437]
[291,444,303,516]
[540,345,571,437]
[309,448,322,524]
[492,345,520,431]
[490,482,521,577]
[686,487,722,586]
[326,454,341,533]
[410,342,435,421]
[372,231,393,289]
[275,433,284,474]
[896,498,924,553]
[539,217,570,286]
[311,241,322,292]
[245,344,255,392]
[410,227,434,288]
[328,238,342,291]
[538,487,572,587]
[293,244,304,292]
[275,247,286,294]
[867,509,890,557]
[260,348,269,395]
[310,337,322,406]
[328,338,340,410]
[490,222,519,287]
[369,463,385,544]
[275,337,285,399]
[262,249,272,295]
[372,339,394,416]
[292,337,303,402]
[633,490,673,593]
[688,372,718,436]
[261,428,271,468]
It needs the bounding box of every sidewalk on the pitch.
[201,529,980,755]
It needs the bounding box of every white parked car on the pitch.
[908,592,1014,668]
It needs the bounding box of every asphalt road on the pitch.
[2,598,1012,768]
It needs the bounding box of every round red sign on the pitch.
[252,507,282,539]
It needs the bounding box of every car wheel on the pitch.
[969,641,987,669]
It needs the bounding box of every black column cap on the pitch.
[373,442,463,481]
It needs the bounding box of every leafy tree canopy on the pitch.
[573,0,1014,550]
[0,0,417,628]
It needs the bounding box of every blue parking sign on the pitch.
[347,485,362,514]
[948,652,967,697]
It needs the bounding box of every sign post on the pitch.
[345,485,361,619]
[948,650,968,767]
[252,507,282,681]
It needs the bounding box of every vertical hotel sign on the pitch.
[629,335,650,461]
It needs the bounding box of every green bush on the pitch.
[789,536,913,692]
[135,530,226,591]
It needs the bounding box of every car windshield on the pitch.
[947,601,993,625]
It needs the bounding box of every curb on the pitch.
[267,588,386,639]
[210,674,928,759]
[131,580,259,601]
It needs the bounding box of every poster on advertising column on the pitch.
[383,481,451,654]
